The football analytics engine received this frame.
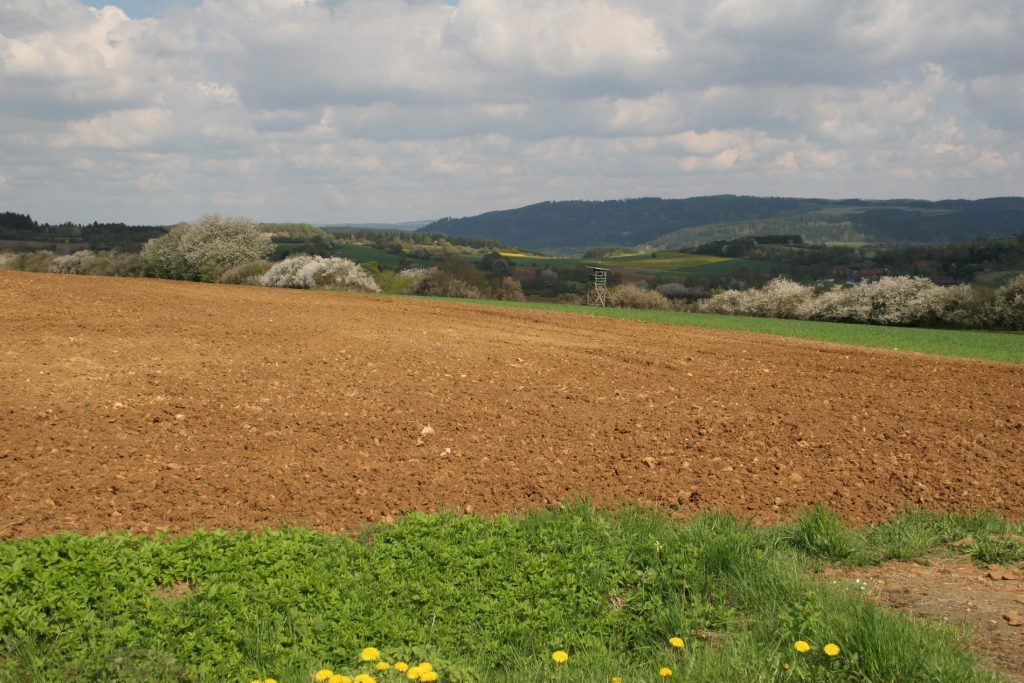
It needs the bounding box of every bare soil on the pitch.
[2,270,1024,539]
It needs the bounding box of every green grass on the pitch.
[3,505,1019,683]
[437,299,1024,364]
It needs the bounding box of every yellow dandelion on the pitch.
[551,650,569,664]
[823,643,841,657]
[406,666,423,680]
[315,670,334,682]
[794,640,811,653]
[783,663,790,670]
[612,677,623,683]
[420,672,439,683]
[376,662,391,671]
[360,647,381,662]
[659,666,673,677]
[330,677,351,683]
[353,675,376,683]
[418,662,433,672]
[668,636,684,648]
[265,679,279,683]
[394,662,409,672]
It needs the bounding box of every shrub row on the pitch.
[698,275,1024,330]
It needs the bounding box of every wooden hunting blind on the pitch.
[585,266,609,306]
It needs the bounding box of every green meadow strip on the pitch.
[418,297,1024,364]
[2,505,1018,682]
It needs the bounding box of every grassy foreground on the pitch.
[3,505,1022,683]
[443,299,1024,364]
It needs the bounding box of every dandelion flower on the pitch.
[668,636,684,648]
[376,662,391,671]
[265,679,279,683]
[418,662,433,672]
[794,640,811,653]
[823,643,841,657]
[612,677,623,683]
[406,666,423,680]
[420,673,439,683]
[354,675,376,683]
[360,647,381,662]
[783,663,790,670]
[315,670,334,682]
[659,666,673,677]
[394,662,409,672]
[329,676,350,683]
[552,650,569,663]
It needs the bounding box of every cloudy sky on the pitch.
[1,0,1022,225]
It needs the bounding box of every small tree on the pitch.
[608,283,672,310]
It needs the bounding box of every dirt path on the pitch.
[2,270,1023,538]
[831,558,1024,681]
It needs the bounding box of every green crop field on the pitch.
[603,252,728,270]
[332,245,412,269]
[444,299,1024,364]
[2,505,1017,682]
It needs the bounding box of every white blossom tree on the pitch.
[142,214,271,281]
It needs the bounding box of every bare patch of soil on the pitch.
[831,557,1024,681]
[1,270,1023,539]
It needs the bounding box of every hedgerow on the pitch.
[698,276,1024,330]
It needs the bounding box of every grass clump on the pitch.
[779,505,857,562]
[0,505,1008,682]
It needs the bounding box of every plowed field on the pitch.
[2,270,1023,538]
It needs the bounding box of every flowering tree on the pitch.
[142,214,271,282]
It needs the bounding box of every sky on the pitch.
[1,0,1022,225]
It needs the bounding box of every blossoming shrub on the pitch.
[608,283,672,310]
[699,275,1013,329]
[992,274,1024,330]
[0,250,55,272]
[403,268,481,299]
[45,250,146,277]
[259,255,381,292]
[698,277,814,318]
[49,250,100,275]
[142,214,272,282]
[217,260,272,285]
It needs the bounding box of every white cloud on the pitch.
[51,107,174,148]
[0,0,1021,224]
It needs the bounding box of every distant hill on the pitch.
[422,196,1024,251]
[321,220,434,231]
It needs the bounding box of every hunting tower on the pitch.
[585,266,609,306]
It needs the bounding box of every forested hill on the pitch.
[422,196,1024,250]
[0,211,167,251]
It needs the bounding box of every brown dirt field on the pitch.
[2,269,1024,539]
